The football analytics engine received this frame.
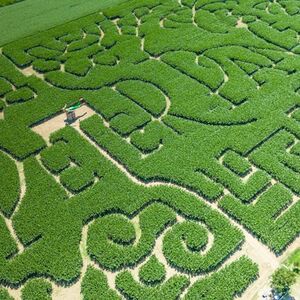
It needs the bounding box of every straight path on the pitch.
[0,0,127,46]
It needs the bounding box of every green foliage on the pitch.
[139,255,166,285]
[2,0,300,298]
[21,279,52,300]
[219,184,299,253]
[40,141,69,173]
[0,151,19,217]
[28,47,62,60]
[86,88,151,136]
[0,0,23,7]
[93,52,117,65]
[285,248,300,268]
[32,59,61,73]
[121,25,137,35]
[250,130,300,195]
[222,150,251,177]
[81,115,224,201]
[271,267,297,294]
[163,221,216,274]
[65,57,92,76]
[116,271,189,300]
[249,21,297,50]
[130,121,168,153]
[0,288,13,300]
[0,100,4,111]
[87,203,176,270]
[134,7,150,18]
[5,87,34,104]
[116,80,166,117]
[0,214,18,260]
[81,266,120,300]
[161,51,223,91]
[184,257,258,300]
[68,35,99,52]
[0,122,45,160]
[0,78,12,97]
[60,165,94,193]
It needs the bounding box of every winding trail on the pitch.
[28,105,300,299]
[74,118,291,300]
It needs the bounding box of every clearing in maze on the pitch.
[0,0,300,299]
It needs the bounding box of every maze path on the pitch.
[1,0,300,299]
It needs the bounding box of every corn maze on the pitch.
[1,0,300,298]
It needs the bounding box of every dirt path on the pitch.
[290,277,300,299]
[74,119,293,300]
[32,105,96,143]
[20,66,44,79]
[192,5,197,27]
[7,108,300,299]
[236,17,248,29]
[243,236,300,300]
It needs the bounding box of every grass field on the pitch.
[0,0,127,46]
[0,0,300,299]
[0,0,23,8]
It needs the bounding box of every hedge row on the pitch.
[0,2,299,297]
[0,151,20,217]
[116,271,189,300]
[0,214,18,260]
[40,141,70,174]
[219,183,300,254]
[248,21,297,50]
[64,57,92,77]
[114,257,257,300]
[81,267,120,300]
[86,87,151,137]
[115,80,166,117]
[250,130,300,195]
[0,288,13,300]
[27,47,63,61]
[41,128,97,193]
[139,255,166,285]
[0,121,45,160]
[163,221,211,273]
[222,150,251,177]
[6,87,34,104]
[130,121,168,154]
[80,115,224,201]
[16,126,243,289]
[68,35,99,53]
[21,279,52,300]
[2,13,105,67]
[43,127,244,275]
[32,59,61,73]
[0,78,12,97]
[161,50,224,91]
[200,159,270,203]
[0,156,83,286]
[184,256,258,300]
[87,203,176,271]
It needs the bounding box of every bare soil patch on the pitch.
[32,105,96,143]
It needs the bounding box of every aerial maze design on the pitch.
[1,0,300,299]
